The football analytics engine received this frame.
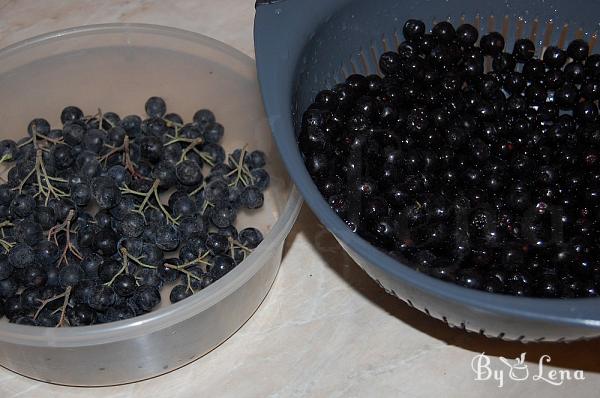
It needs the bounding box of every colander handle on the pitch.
[255,0,287,7]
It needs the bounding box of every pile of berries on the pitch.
[300,19,600,298]
[0,97,268,326]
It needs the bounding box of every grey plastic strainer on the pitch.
[254,0,600,342]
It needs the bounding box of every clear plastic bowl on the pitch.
[0,23,302,386]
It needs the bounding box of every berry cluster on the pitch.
[0,97,268,326]
[300,19,600,298]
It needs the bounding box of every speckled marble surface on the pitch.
[0,1,599,397]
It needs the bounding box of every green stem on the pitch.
[35,133,64,144]
[192,149,215,167]
[33,289,69,320]
[17,167,36,193]
[188,182,206,197]
[185,274,194,293]
[0,153,12,165]
[121,179,159,213]
[17,137,33,148]
[120,186,149,196]
[0,238,15,251]
[162,118,184,129]
[179,251,213,268]
[125,252,157,269]
[200,200,213,215]
[230,239,253,253]
[178,138,204,163]
[164,137,197,146]
[97,108,105,131]
[227,146,254,187]
[153,187,179,224]
[164,263,203,282]
[34,149,69,204]
[105,248,130,286]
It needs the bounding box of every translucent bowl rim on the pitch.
[0,23,303,347]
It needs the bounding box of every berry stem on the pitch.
[139,179,160,212]
[17,166,36,194]
[192,149,215,167]
[16,149,68,203]
[162,118,184,131]
[164,136,199,146]
[0,153,12,165]
[0,238,15,251]
[122,180,178,224]
[17,138,33,148]
[187,182,206,197]
[132,179,180,224]
[121,179,161,214]
[105,247,130,286]
[0,221,15,250]
[153,187,179,225]
[98,144,124,163]
[37,150,69,204]
[179,251,213,268]
[200,200,214,215]
[17,133,63,150]
[120,186,149,197]
[164,263,203,282]
[227,146,254,187]
[35,133,64,145]
[48,210,82,264]
[185,274,195,293]
[123,135,141,178]
[55,286,72,327]
[99,136,142,178]
[230,238,253,253]
[96,108,106,131]
[178,138,204,163]
[33,288,69,320]
[124,252,157,269]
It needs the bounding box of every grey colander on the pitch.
[254,0,600,341]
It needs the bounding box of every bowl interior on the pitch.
[0,24,294,339]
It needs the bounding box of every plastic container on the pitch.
[254,0,600,342]
[0,23,302,386]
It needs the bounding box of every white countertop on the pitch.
[0,1,599,397]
